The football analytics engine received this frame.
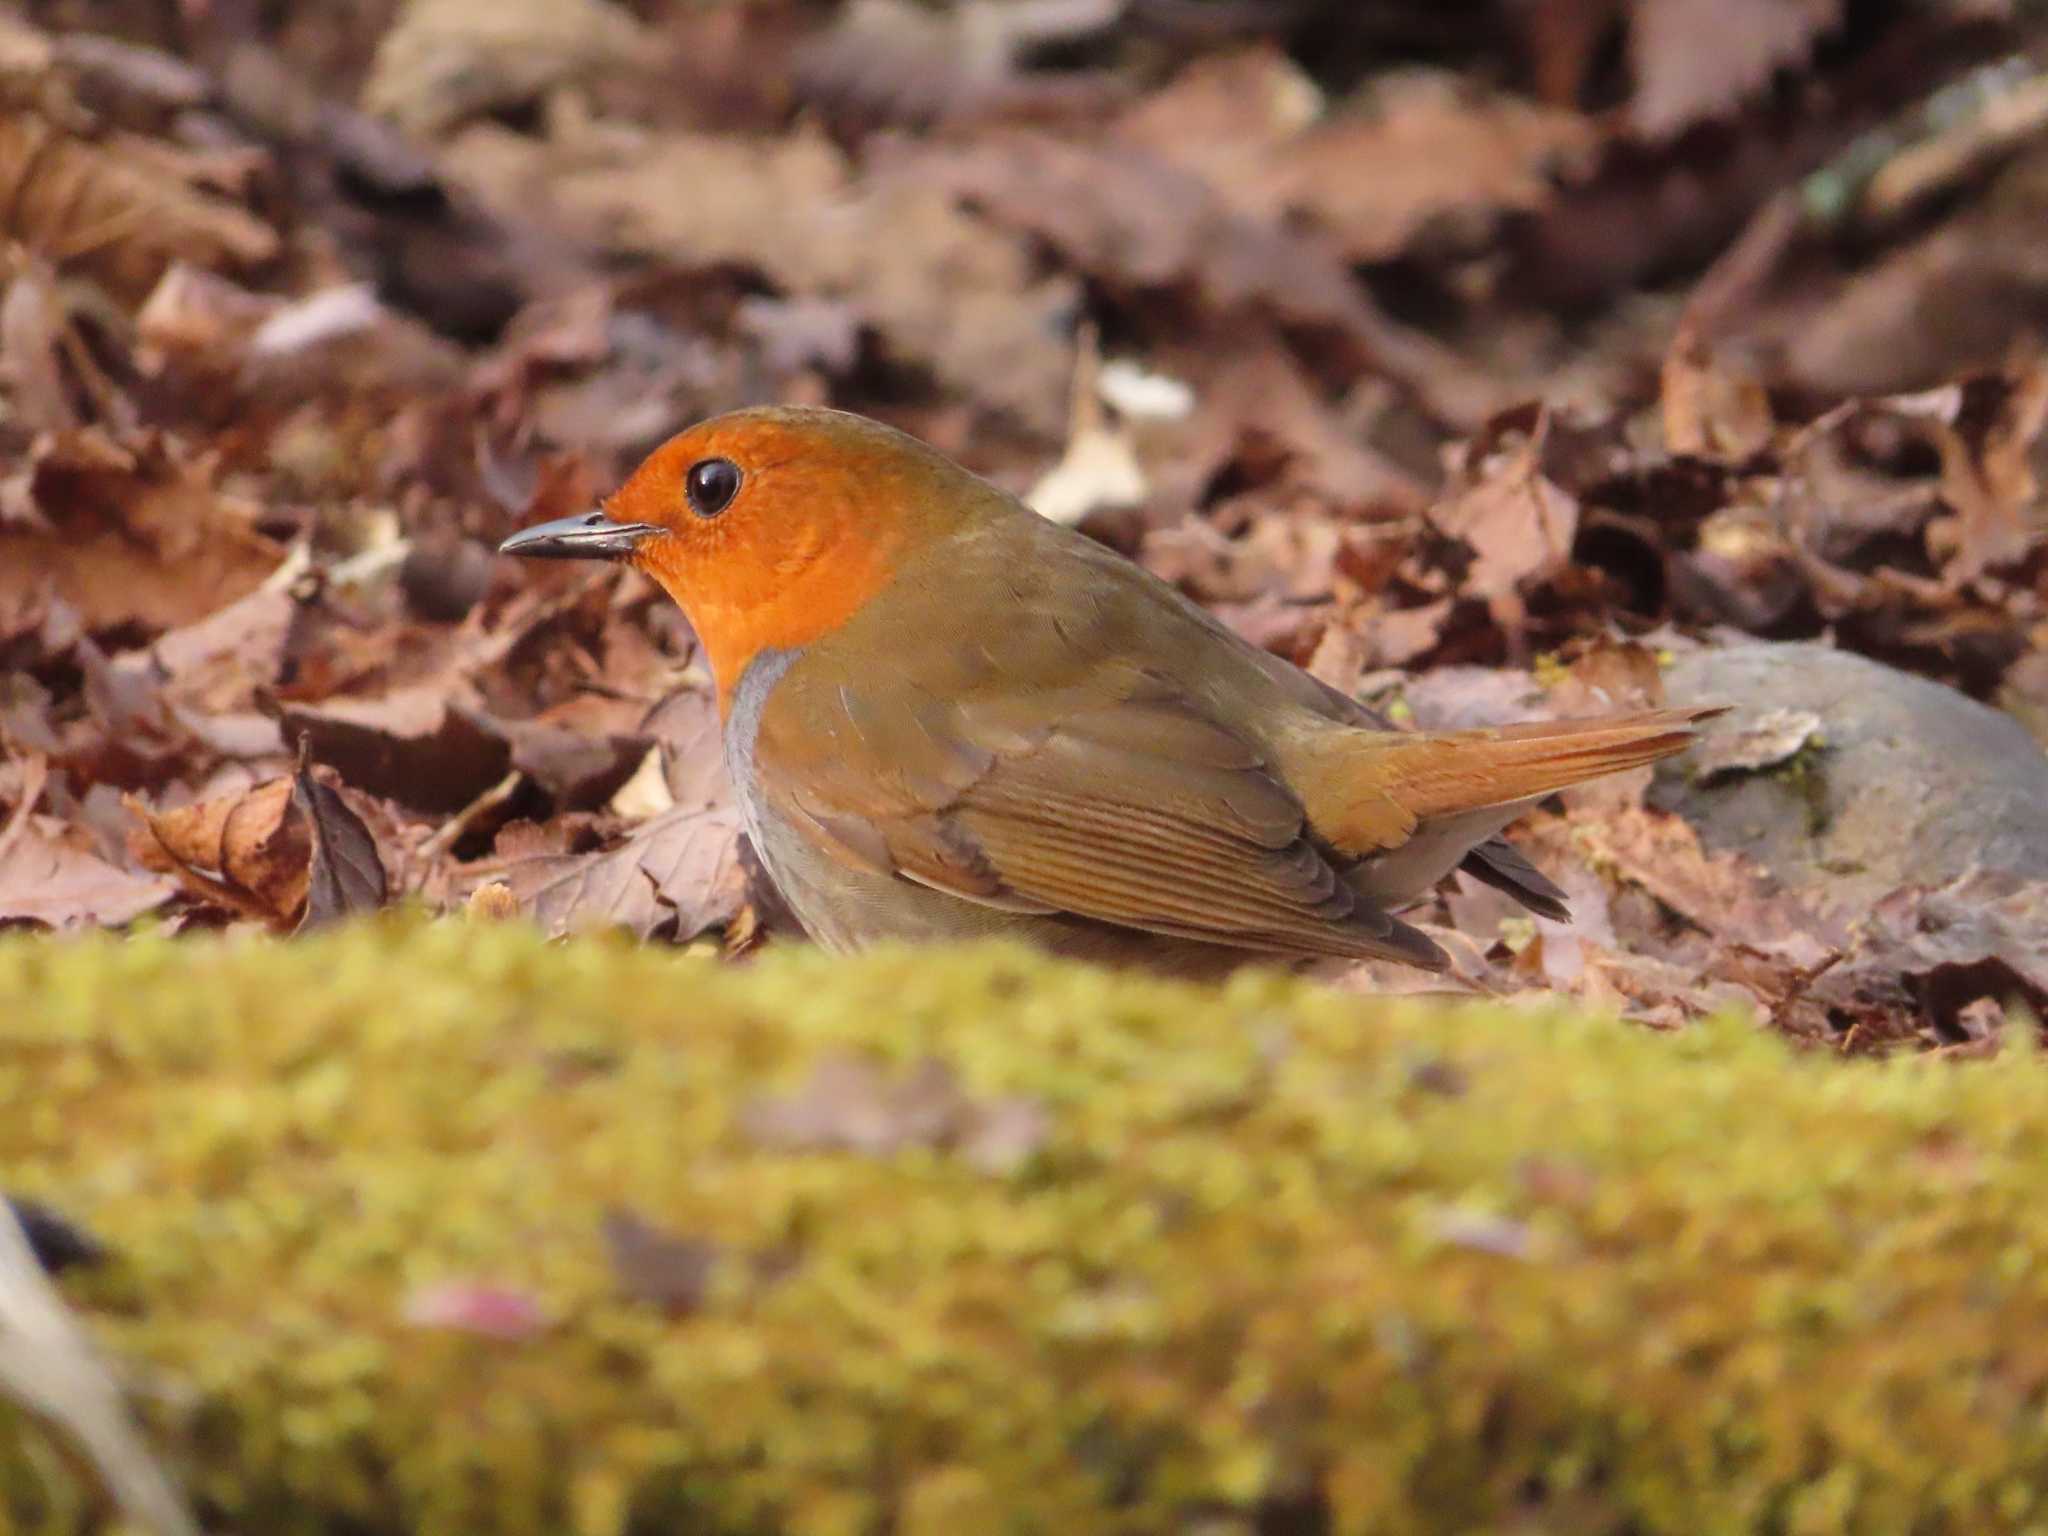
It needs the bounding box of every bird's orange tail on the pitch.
[1300,706,1725,855]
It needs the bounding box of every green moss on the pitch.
[1772,734,1834,839]
[4,919,2048,1535]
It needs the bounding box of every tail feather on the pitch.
[1459,836,1571,922]
[1385,706,1725,821]
[1302,705,1726,857]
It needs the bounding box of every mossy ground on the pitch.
[4,919,2048,1535]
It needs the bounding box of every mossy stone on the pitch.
[4,918,2048,1534]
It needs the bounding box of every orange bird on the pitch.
[502,407,1716,975]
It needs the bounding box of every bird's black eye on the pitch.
[685,457,741,518]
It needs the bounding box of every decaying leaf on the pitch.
[1924,362,2048,584]
[0,110,278,304]
[793,0,1124,125]
[280,689,513,817]
[493,798,746,942]
[1815,869,2048,1040]
[742,1052,1050,1174]
[293,744,390,930]
[363,0,650,137]
[0,819,172,930]
[0,431,285,635]
[1429,410,1580,607]
[600,1209,724,1316]
[1568,803,1840,969]
[128,777,309,927]
[444,123,1079,434]
[1121,52,1592,264]
[1628,0,1843,140]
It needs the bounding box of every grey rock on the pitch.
[1650,642,2048,918]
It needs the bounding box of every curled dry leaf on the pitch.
[1925,362,2048,585]
[128,777,309,927]
[134,263,281,373]
[1660,316,1776,462]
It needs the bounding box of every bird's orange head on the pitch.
[499,407,992,711]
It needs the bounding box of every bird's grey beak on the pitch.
[498,510,662,561]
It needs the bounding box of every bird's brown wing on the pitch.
[749,670,1449,969]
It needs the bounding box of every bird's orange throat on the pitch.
[634,523,904,715]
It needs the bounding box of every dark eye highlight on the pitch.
[685,458,741,518]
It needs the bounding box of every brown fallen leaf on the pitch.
[362,0,650,137]
[0,753,49,868]
[1813,869,2048,1041]
[0,107,279,304]
[793,0,1124,126]
[1428,408,1579,635]
[0,429,286,635]
[1121,50,1592,266]
[897,127,1504,431]
[0,251,126,434]
[1925,362,2048,585]
[293,743,390,930]
[134,262,282,376]
[1581,948,1768,1029]
[741,1052,1049,1174]
[446,122,1078,434]
[280,688,513,816]
[1568,803,1841,970]
[494,798,746,942]
[1150,326,1427,512]
[497,717,650,810]
[128,778,309,927]
[121,579,302,723]
[1660,315,1775,462]
[600,1209,723,1317]
[0,818,173,930]
[1628,0,1842,140]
